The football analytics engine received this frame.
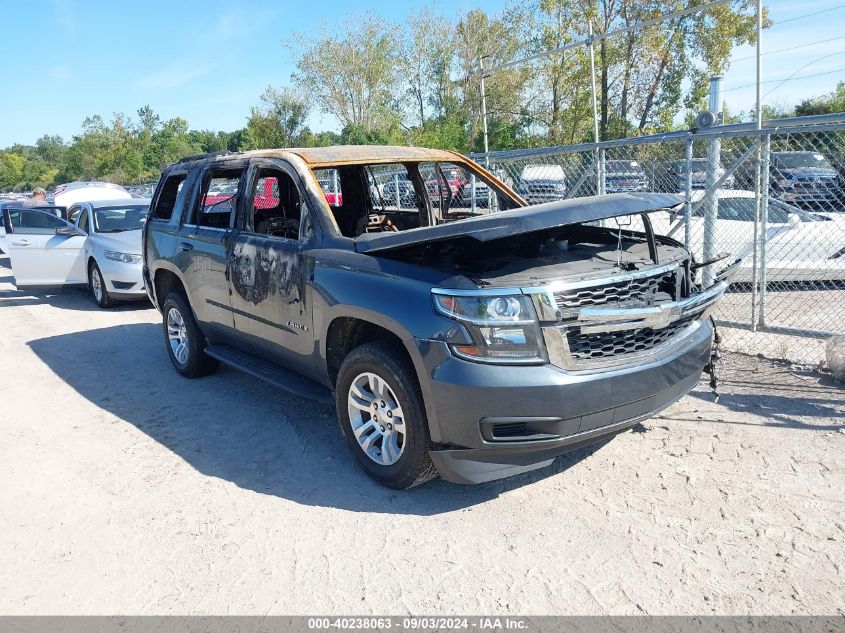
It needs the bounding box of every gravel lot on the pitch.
[0,254,843,615]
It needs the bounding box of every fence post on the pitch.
[702,135,721,287]
[394,173,400,209]
[684,135,693,250]
[598,147,606,195]
[757,133,771,329]
[479,56,490,169]
[751,136,762,332]
[702,76,723,287]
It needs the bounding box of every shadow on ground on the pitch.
[28,323,609,515]
[683,357,844,431]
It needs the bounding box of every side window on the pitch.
[314,169,342,206]
[77,208,89,233]
[151,174,186,221]
[717,198,755,222]
[67,205,82,224]
[246,169,302,241]
[13,210,68,234]
[420,162,515,223]
[195,169,242,228]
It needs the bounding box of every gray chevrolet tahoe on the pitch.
[142,146,731,489]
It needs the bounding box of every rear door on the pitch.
[2,208,86,287]
[177,163,245,338]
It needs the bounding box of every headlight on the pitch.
[104,251,142,264]
[433,292,545,364]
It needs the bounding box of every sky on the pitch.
[1,0,844,147]
[723,1,845,117]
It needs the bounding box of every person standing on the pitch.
[21,187,48,206]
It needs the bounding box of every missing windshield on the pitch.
[314,161,518,238]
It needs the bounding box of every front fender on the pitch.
[311,254,471,443]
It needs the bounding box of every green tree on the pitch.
[453,7,533,151]
[240,86,311,150]
[0,152,26,190]
[294,13,399,133]
[534,0,766,141]
[795,82,845,116]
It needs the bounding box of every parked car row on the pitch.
[502,151,845,212]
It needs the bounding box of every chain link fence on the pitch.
[471,114,845,364]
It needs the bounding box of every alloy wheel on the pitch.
[347,372,406,466]
[91,267,103,302]
[166,307,189,366]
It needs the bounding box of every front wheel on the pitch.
[161,291,219,378]
[89,261,114,308]
[335,341,438,489]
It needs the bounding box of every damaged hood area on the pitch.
[354,192,684,254]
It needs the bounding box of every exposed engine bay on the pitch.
[381,219,692,290]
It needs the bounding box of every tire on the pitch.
[89,261,114,308]
[335,340,438,489]
[161,291,219,378]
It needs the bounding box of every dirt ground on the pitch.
[0,254,843,616]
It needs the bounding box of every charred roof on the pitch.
[174,145,463,169]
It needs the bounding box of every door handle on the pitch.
[179,242,194,252]
[11,239,30,246]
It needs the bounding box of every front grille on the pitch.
[555,270,677,312]
[541,265,705,370]
[565,316,696,362]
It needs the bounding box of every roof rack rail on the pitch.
[175,150,241,164]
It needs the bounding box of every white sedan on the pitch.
[645,189,845,283]
[1,198,151,307]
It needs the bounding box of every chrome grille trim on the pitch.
[522,260,680,295]
[522,261,681,322]
[542,280,728,371]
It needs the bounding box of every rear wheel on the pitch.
[89,261,114,308]
[161,291,219,378]
[335,341,437,489]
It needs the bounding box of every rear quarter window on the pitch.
[151,174,187,221]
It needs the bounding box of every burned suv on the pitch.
[143,146,730,488]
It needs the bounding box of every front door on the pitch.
[2,208,86,287]
[228,159,316,374]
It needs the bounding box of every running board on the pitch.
[204,343,334,405]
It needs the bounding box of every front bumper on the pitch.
[98,257,147,299]
[423,319,713,484]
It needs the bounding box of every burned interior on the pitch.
[312,160,518,237]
